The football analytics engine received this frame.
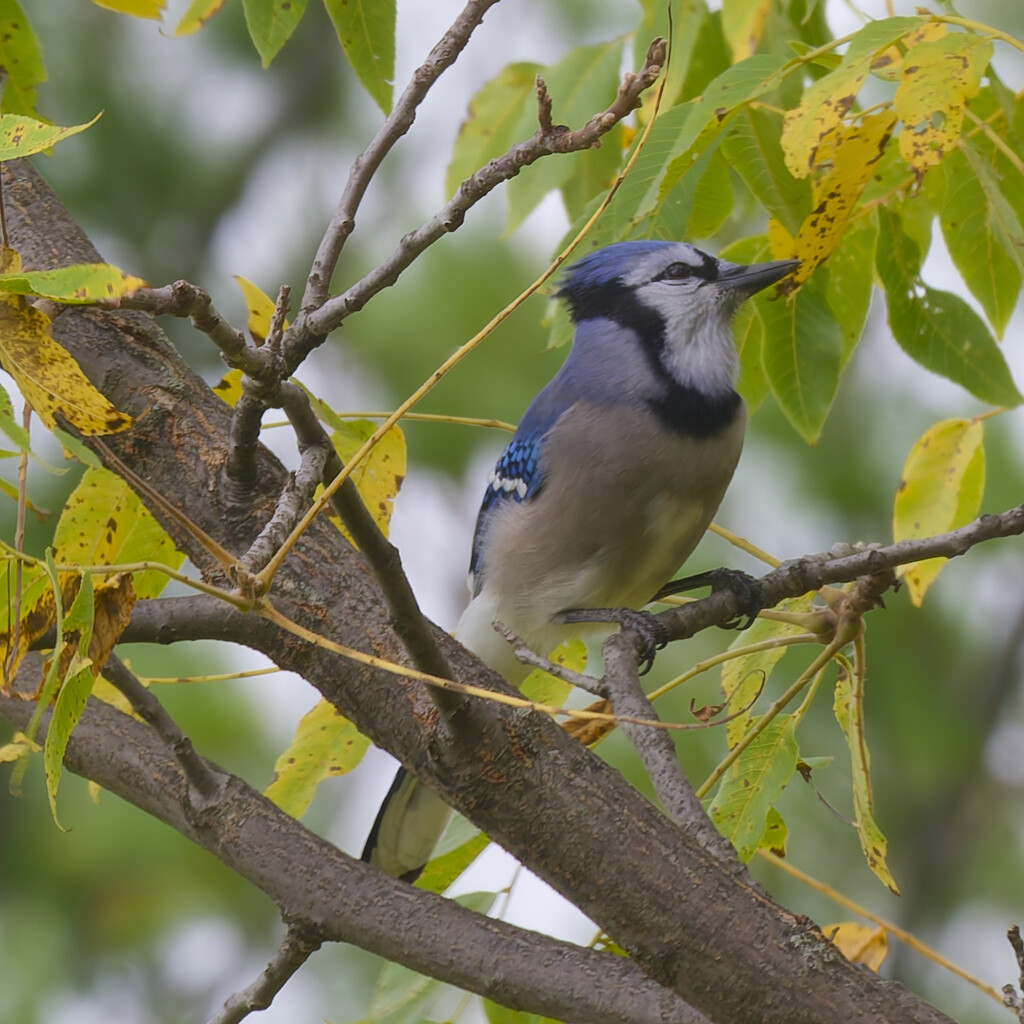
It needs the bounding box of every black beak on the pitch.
[718,258,801,296]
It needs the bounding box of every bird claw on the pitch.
[709,568,764,630]
[614,608,668,675]
[554,606,668,675]
[654,567,764,631]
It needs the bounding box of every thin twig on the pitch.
[599,635,743,869]
[299,0,502,318]
[112,280,261,375]
[1003,925,1024,1022]
[206,924,321,1024]
[285,37,667,369]
[239,402,329,574]
[662,504,1024,646]
[103,654,224,800]
[257,40,668,590]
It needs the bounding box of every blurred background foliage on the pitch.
[1,1,1024,1022]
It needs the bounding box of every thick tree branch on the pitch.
[2,159,961,1024]
[0,658,706,1024]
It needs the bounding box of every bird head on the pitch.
[557,241,799,393]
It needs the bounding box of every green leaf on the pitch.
[264,699,371,818]
[323,0,395,115]
[876,206,1022,408]
[893,418,985,606]
[709,713,798,862]
[44,572,95,828]
[720,235,772,409]
[721,105,811,236]
[414,828,490,895]
[720,593,815,748]
[759,274,843,442]
[938,141,1024,339]
[560,124,625,226]
[0,0,46,117]
[483,999,549,1024]
[759,805,788,857]
[634,0,710,109]
[506,41,622,232]
[0,261,145,302]
[0,380,29,449]
[824,211,877,366]
[655,141,733,241]
[833,661,899,893]
[445,63,541,199]
[54,466,185,599]
[722,0,771,61]
[242,0,307,68]
[651,53,789,212]
[0,112,101,160]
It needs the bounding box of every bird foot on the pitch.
[555,607,668,675]
[653,567,764,630]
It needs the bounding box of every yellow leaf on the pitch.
[0,298,132,435]
[329,419,406,540]
[895,33,992,177]
[893,418,985,606]
[0,731,41,762]
[92,0,165,18]
[520,638,586,709]
[54,466,185,599]
[234,275,286,345]
[722,0,770,61]
[823,922,889,970]
[0,112,101,160]
[175,0,228,34]
[834,662,900,894]
[776,111,896,286]
[265,698,371,818]
[870,22,947,82]
[212,367,244,407]
[0,562,54,686]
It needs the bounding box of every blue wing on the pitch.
[468,375,576,589]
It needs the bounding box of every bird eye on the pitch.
[661,262,693,281]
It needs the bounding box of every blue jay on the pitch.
[362,240,799,879]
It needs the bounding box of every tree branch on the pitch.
[3,158,961,1024]
[206,924,321,1024]
[0,657,707,1024]
[657,508,1024,645]
[598,637,742,869]
[284,37,667,368]
[298,0,503,318]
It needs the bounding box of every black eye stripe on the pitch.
[656,253,719,283]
